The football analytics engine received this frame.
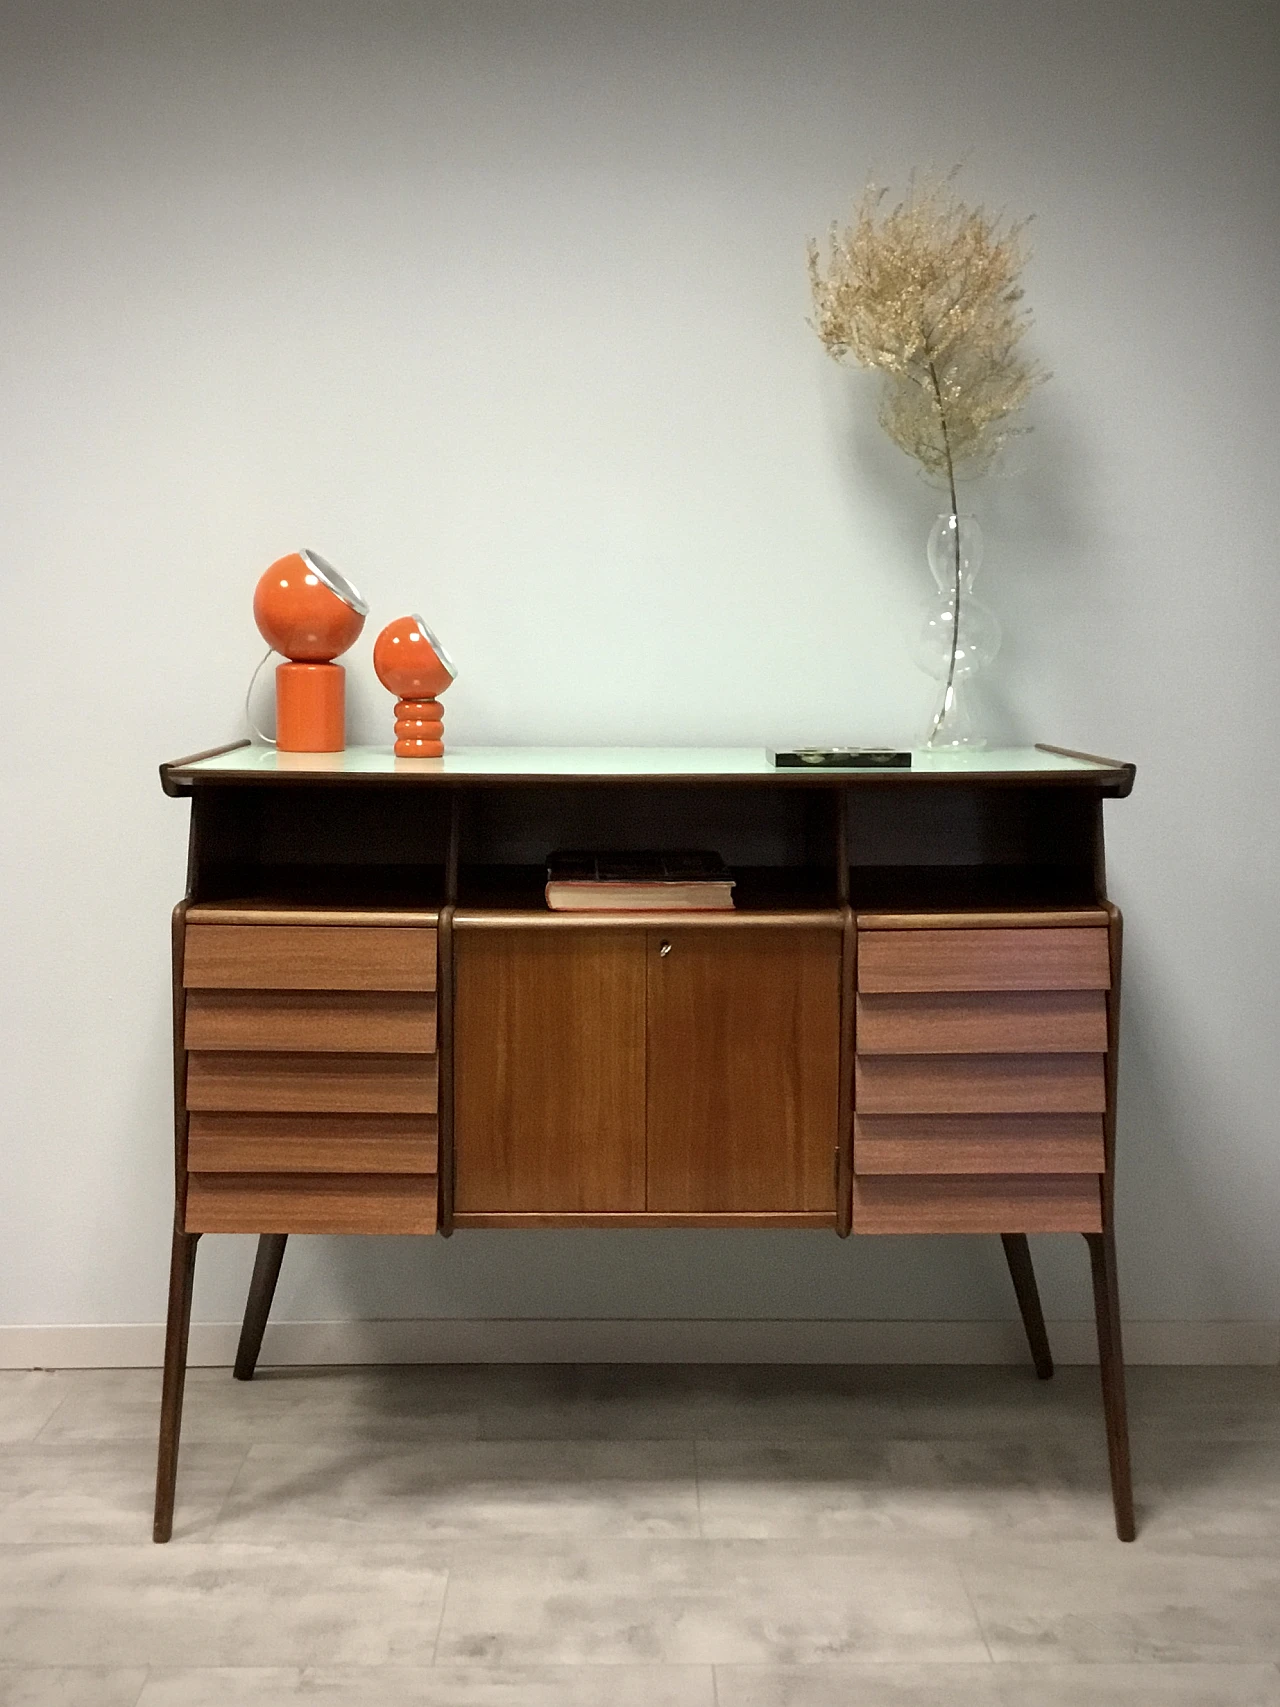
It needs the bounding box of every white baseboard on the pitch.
[2,1317,1277,1369]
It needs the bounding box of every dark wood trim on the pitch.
[232,1234,289,1380]
[452,909,846,931]
[836,907,855,1237]
[162,748,1132,794]
[450,1211,838,1229]
[183,795,200,898]
[185,905,438,927]
[172,903,191,1224]
[1035,743,1135,797]
[1000,1232,1054,1379]
[153,1227,199,1543]
[1101,903,1123,1223]
[856,909,1110,931]
[445,792,462,907]
[167,772,1133,795]
[436,903,456,1236]
[1091,795,1108,902]
[1086,1228,1136,1540]
[835,789,850,908]
[160,739,252,797]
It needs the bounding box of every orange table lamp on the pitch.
[252,550,368,752]
[372,615,456,756]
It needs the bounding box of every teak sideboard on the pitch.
[154,742,1137,1541]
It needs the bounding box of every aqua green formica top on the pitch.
[162,743,1133,792]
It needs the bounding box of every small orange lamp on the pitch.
[252,550,368,752]
[372,615,456,756]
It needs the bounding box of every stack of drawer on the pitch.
[852,915,1111,1233]
[180,909,439,1234]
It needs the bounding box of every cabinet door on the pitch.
[453,928,647,1212]
[645,928,841,1214]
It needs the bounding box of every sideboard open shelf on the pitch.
[154,742,1137,1543]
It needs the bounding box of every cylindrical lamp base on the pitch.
[394,697,444,757]
[276,662,346,752]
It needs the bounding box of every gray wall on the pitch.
[2,0,1277,1344]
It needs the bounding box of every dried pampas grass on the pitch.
[808,169,1046,507]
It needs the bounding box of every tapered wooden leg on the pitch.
[234,1234,288,1382]
[1000,1232,1054,1379]
[153,1227,199,1543]
[1086,1228,1136,1541]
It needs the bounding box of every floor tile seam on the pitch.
[707,1660,1280,1673]
[10,1533,1261,1561]
[919,1533,1280,1559]
[428,1544,457,1666]
[27,1378,74,1445]
[194,1440,256,1538]
[437,1535,996,1567]
[0,1439,252,1456]
[954,1558,996,1663]
[467,1428,1113,1444]
[0,1538,457,1557]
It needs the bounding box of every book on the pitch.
[768,747,912,768]
[545,850,736,912]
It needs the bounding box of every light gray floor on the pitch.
[2,1363,1279,1704]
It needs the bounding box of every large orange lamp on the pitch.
[252,550,368,751]
[373,615,456,756]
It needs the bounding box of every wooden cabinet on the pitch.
[453,922,842,1220]
[154,742,1139,1545]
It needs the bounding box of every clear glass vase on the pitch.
[910,513,1001,751]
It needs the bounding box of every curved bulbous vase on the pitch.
[910,513,1001,750]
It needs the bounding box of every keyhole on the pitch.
[659,941,672,958]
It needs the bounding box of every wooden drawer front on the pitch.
[854,1114,1105,1176]
[187,1112,437,1175]
[855,1052,1105,1115]
[855,990,1107,1055]
[186,1052,437,1115]
[858,928,1110,994]
[185,990,436,1054]
[185,1172,437,1234]
[183,925,436,992]
[852,1173,1102,1234]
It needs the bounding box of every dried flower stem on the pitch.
[808,170,1047,742]
[928,359,962,744]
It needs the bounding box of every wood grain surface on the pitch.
[855,1052,1106,1115]
[853,1112,1106,1175]
[184,1172,438,1234]
[855,989,1108,1054]
[852,1172,1102,1234]
[184,988,436,1054]
[645,927,841,1213]
[857,927,1111,993]
[453,927,647,1212]
[183,925,436,991]
[187,1112,437,1175]
[185,1052,438,1114]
